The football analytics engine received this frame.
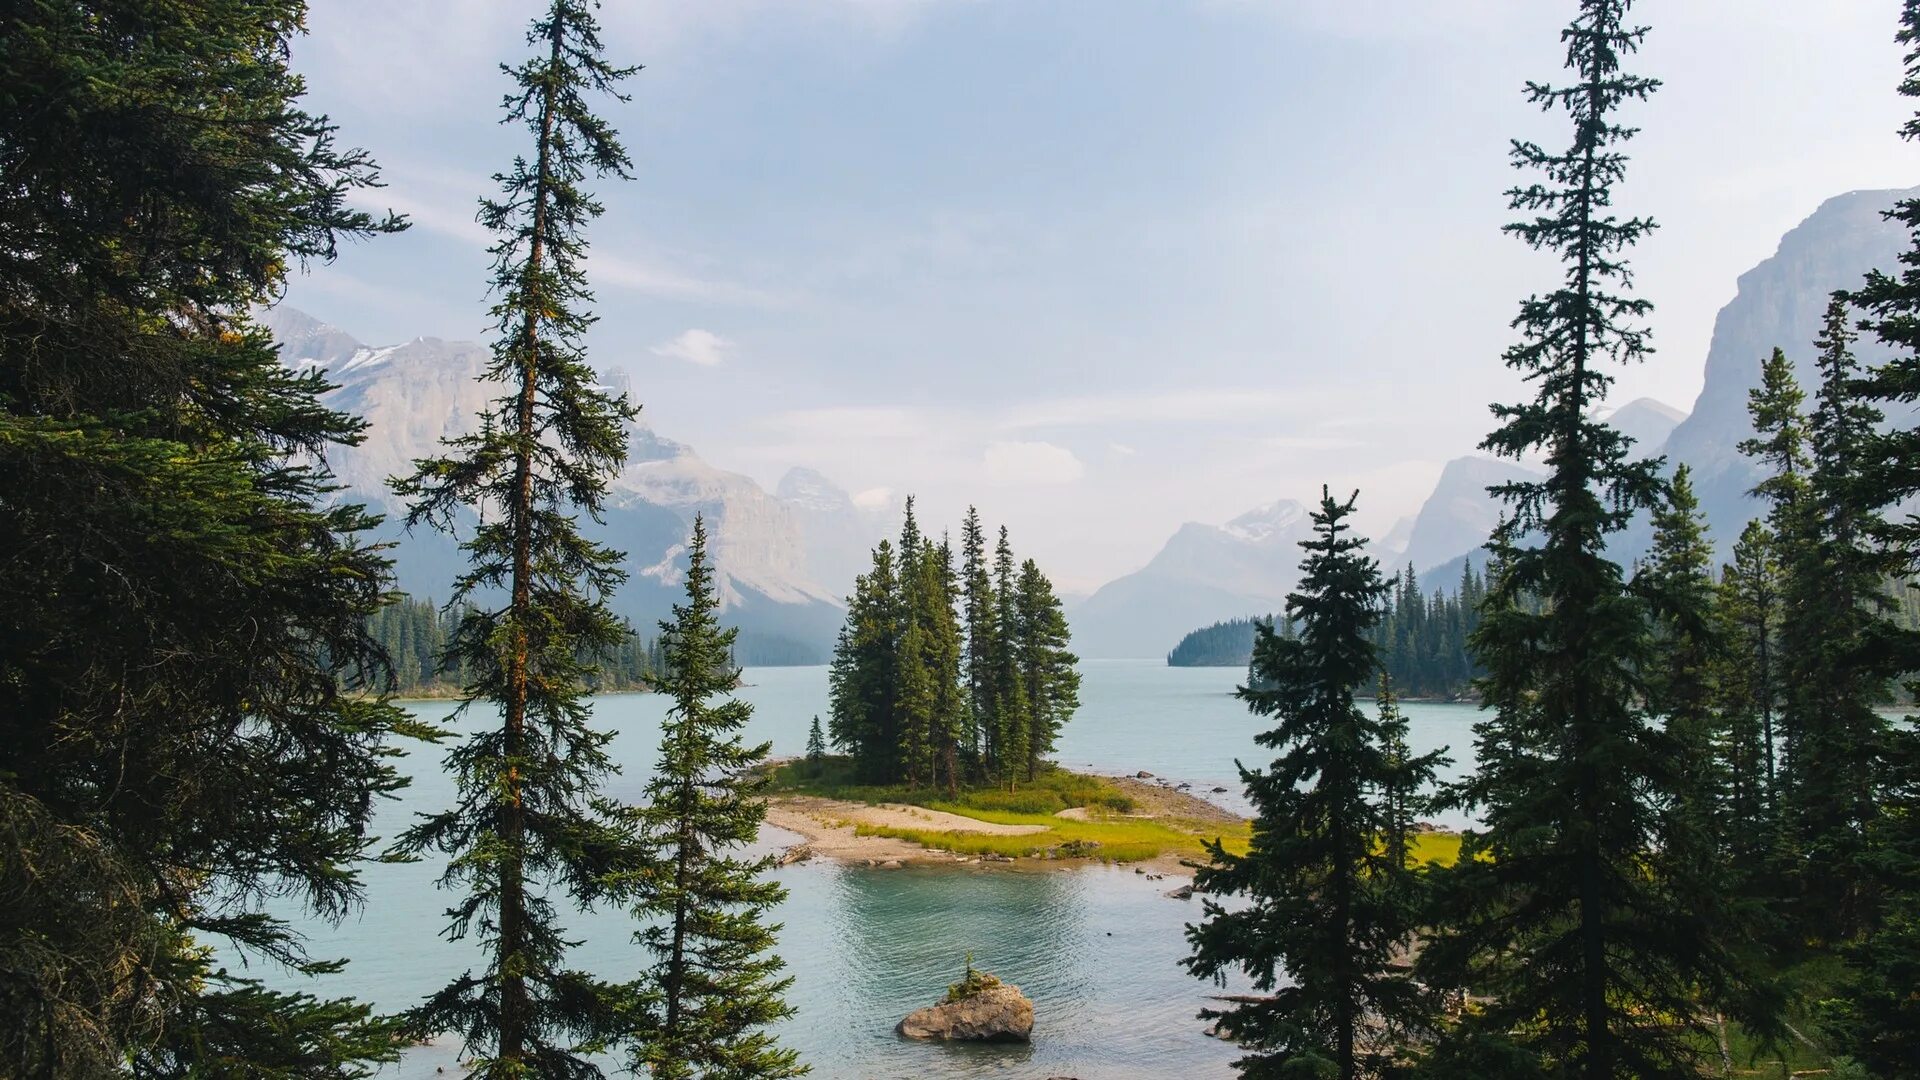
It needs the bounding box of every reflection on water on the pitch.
[260,661,1478,1078]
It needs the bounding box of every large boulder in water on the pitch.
[897,975,1034,1043]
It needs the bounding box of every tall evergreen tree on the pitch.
[1419,4,1771,1074]
[828,542,902,780]
[1832,6,1920,1061]
[1186,490,1440,1080]
[629,518,802,1080]
[1013,559,1081,783]
[960,507,998,775]
[990,527,1032,790]
[1715,522,1784,846]
[1636,465,1727,865]
[0,2,420,1073]
[1781,295,1899,943]
[390,4,647,1072]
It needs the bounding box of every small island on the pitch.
[763,757,1462,874]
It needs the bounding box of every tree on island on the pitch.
[1418,2,1775,1074]
[1186,489,1443,1080]
[389,1,650,1071]
[0,1,418,1072]
[627,518,802,1080]
[827,505,1078,790]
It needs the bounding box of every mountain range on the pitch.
[266,306,886,664]
[274,186,1920,664]
[1074,186,1919,658]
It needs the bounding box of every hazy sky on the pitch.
[285,0,1918,591]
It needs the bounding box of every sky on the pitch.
[284,0,1919,593]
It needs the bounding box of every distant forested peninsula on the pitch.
[1167,564,1489,700]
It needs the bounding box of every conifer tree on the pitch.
[629,518,802,1080]
[921,542,970,797]
[0,1,420,1072]
[828,542,902,780]
[1780,295,1900,943]
[390,3,647,1072]
[990,527,1032,790]
[1186,490,1440,1080]
[1637,465,1728,863]
[1419,4,1772,1073]
[806,717,828,766]
[1014,559,1081,782]
[1716,522,1784,843]
[1827,7,1920,1060]
[961,507,998,775]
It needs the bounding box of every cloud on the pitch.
[651,328,735,367]
[1000,388,1334,430]
[984,441,1085,486]
[347,183,785,307]
[851,486,894,509]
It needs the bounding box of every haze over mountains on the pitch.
[267,306,887,663]
[273,186,1920,662]
[1074,186,1920,657]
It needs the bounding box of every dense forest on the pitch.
[0,2,801,1075]
[829,500,1079,793]
[1184,3,1920,1078]
[363,595,664,696]
[1167,564,1490,699]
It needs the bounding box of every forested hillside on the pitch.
[1167,565,1490,700]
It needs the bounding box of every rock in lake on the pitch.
[897,977,1034,1043]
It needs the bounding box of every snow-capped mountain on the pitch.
[263,306,879,662]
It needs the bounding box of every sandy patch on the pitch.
[764,795,1046,868]
[1054,806,1092,821]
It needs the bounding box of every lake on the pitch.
[258,660,1481,1079]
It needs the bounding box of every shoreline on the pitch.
[764,771,1249,877]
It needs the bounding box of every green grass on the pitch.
[767,757,1465,867]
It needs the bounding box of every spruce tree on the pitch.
[805,717,828,766]
[0,1,420,1072]
[1636,465,1728,866]
[990,527,1032,790]
[389,3,647,1072]
[1014,558,1081,782]
[1715,521,1783,846]
[1781,295,1900,943]
[1419,4,1771,1074]
[961,507,998,776]
[629,518,802,1080]
[828,541,902,780]
[1186,490,1440,1080]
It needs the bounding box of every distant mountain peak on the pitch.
[1222,499,1308,543]
[776,466,854,513]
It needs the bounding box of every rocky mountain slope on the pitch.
[265,306,881,662]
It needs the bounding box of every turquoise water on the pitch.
[260,661,1481,1079]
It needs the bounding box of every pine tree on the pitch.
[806,717,828,765]
[1781,295,1899,943]
[1013,558,1081,782]
[629,518,802,1080]
[961,507,998,776]
[0,2,422,1072]
[828,542,903,780]
[389,3,647,1072]
[991,527,1032,790]
[1186,490,1441,1080]
[1419,4,1772,1074]
[1828,7,1920,1061]
[1716,521,1784,851]
[1637,465,1727,862]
